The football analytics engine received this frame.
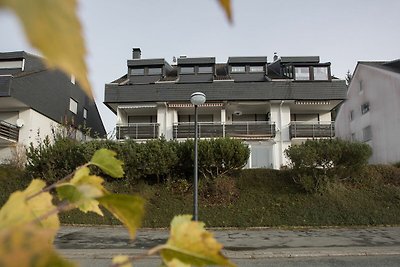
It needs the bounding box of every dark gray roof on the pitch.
[177,57,215,65]
[281,56,320,63]
[0,51,106,137]
[228,57,267,64]
[359,60,400,75]
[127,58,166,67]
[105,80,347,112]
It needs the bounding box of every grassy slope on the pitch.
[2,167,400,228]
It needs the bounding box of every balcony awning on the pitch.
[168,103,223,108]
[118,104,157,109]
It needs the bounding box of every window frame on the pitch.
[83,108,88,119]
[361,102,370,115]
[69,98,78,115]
[294,66,311,80]
[131,68,145,76]
[148,67,163,75]
[249,66,265,73]
[231,66,246,73]
[197,66,213,74]
[180,66,195,75]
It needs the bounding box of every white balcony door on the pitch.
[249,143,274,169]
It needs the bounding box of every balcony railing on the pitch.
[289,121,335,139]
[116,123,159,140]
[0,120,19,142]
[173,121,276,139]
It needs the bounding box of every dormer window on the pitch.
[294,67,310,80]
[148,67,162,75]
[231,66,246,73]
[131,68,144,76]
[180,67,195,74]
[198,66,213,74]
[313,67,329,80]
[249,66,264,73]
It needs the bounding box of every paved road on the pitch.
[56,226,400,266]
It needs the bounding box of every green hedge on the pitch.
[25,137,250,184]
[285,139,372,193]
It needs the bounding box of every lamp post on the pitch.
[190,92,206,221]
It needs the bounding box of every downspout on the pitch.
[278,100,285,168]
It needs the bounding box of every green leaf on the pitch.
[0,0,92,97]
[0,225,76,267]
[70,166,107,192]
[0,179,60,232]
[90,149,124,178]
[160,215,236,267]
[98,194,144,239]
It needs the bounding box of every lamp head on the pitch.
[190,92,206,106]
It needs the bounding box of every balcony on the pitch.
[116,123,159,140]
[0,120,19,143]
[173,121,276,139]
[289,121,335,139]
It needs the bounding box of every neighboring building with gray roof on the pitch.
[105,48,347,168]
[0,51,106,162]
[336,60,400,164]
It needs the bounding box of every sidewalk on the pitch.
[56,226,400,260]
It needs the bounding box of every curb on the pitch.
[59,246,400,260]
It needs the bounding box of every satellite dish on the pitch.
[233,111,242,116]
[16,118,24,128]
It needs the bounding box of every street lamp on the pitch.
[190,92,206,221]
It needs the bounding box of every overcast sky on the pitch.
[1,0,399,134]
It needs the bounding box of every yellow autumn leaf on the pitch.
[70,166,106,192]
[0,179,60,233]
[217,0,233,23]
[0,225,76,267]
[0,0,92,97]
[56,166,106,215]
[159,215,236,267]
[112,255,132,267]
[165,258,191,267]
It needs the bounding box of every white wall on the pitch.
[336,64,400,164]
[270,102,291,168]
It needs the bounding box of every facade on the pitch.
[105,48,347,169]
[336,60,400,164]
[0,51,106,162]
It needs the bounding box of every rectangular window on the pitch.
[180,67,195,74]
[350,110,354,121]
[313,67,329,80]
[131,68,145,76]
[351,133,356,141]
[83,108,88,119]
[71,75,76,84]
[0,60,23,69]
[148,67,162,75]
[231,66,246,73]
[69,98,78,114]
[198,66,213,74]
[363,126,372,142]
[249,66,264,73]
[361,103,370,114]
[294,67,310,80]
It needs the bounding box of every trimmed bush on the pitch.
[285,139,372,193]
[25,136,249,184]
